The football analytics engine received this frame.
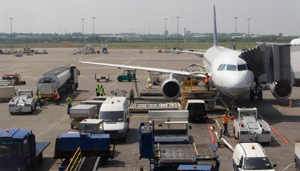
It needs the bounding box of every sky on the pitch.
[0,0,300,36]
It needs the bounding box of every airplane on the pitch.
[80,6,292,101]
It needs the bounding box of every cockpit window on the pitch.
[238,64,247,71]
[219,64,226,71]
[226,64,237,71]
[217,64,223,70]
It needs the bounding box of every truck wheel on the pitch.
[128,79,131,82]
[71,124,74,129]
[118,78,122,82]
[10,112,15,115]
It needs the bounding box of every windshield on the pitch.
[238,64,247,71]
[80,124,99,134]
[100,111,124,122]
[0,141,23,157]
[240,110,257,119]
[226,64,237,71]
[243,157,273,170]
[19,91,32,97]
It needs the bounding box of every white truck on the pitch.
[233,143,276,171]
[69,104,97,129]
[99,97,129,141]
[233,108,271,143]
[8,89,36,114]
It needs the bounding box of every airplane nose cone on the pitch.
[221,71,254,97]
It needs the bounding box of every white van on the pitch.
[99,97,129,141]
[233,143,276,171]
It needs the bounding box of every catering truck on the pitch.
[37,65,79,99]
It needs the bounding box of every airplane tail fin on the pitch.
[213,5,218,47]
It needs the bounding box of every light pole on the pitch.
[176,16,180,48]
[92,17,96,36]
[234,16,238,35]
[247,18,251,47]
[164,18,168,51]
[9,17,13,50]
[81,18,85,46]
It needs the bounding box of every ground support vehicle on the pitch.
[0,128,50,171]
[233,143,276,171]
[80,99,104,114]
[95,73,110,82]
[0,82,14,101]
[185,99,207,122]
[54,120,115,170]
[99,97,130,141]
[233,108,271,143]
[129,102,181,113]
[139,110,220,171]
[177,165,213,171]
[69,104,97,129]
[117,69,136,82]
[2,73,26,85]
[37,65,79,99]
[9,89,36,114]
[295,141,300,169]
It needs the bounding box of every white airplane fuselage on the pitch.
[203,46,254,98]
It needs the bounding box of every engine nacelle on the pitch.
[161,78,180,99]
[270,80,292,100]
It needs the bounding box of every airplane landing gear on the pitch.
[250,87,263,100]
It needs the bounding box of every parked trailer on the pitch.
[2,73,26,85]
[129,102,181,113]
[0,85,14,101]
[80,100,104,115]
[37,65,79,99]
[0,128,50,171]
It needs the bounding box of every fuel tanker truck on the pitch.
[37,65,79,99]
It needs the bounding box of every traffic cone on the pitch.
[289,99,293,108]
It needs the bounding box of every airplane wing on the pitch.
[80,60,206,77]
[173,49,205,57]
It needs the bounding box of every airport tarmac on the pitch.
[0,48,299,171]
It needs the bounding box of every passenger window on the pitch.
[238,64,247,71]
[227,64,237,71]
[217,64,223,71]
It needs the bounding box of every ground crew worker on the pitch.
[222,112,229,136]
[36,90,42,108]
[54,90,60,105]
[66,96,72,114]
[204,73,210,91]
[100,85,105,96]
[129,88,135,104]
[96,85,100,96]
[147,77,152,89]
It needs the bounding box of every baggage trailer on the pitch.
[2,73,26,85]
[0,128,50,171]
[139,110,220,171]
[54,119,115,170]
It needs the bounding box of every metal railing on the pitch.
[65,147,83,171]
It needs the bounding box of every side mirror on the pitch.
[189,125,192,129]
[273,164,277,168]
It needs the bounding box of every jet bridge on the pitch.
[239,44,292,100]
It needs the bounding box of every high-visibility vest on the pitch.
[36,92,41,99]
[147,77,151,83]
[205,76,210,83]
[96,87,101,93]
[130,89,134,96]
[222,114,228,124]
[55,92,60,99]
[66,97,72,105]
[100,87,104,95]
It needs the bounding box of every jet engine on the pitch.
[270,80,292,100]
[161,78,180,99]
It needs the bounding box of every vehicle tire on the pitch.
[71,124,74,129]
[258,90,263,100]
[10,112,15,115]
[128,79,131,82]
[118,78,122,82]
[250,90,255,100]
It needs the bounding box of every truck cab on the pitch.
[185,100,207,122]
[233,143,276,171]
[99,97,129,141]
[79,119,104,134]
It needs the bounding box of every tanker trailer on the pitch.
[37,65,79,99]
